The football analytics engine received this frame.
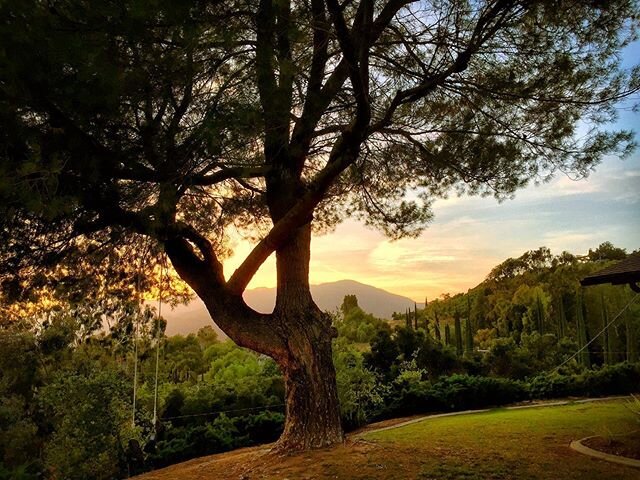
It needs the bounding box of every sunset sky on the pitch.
[224,43,640,302]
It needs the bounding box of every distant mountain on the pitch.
[163,299,225,338]
[163,279,419,336]
[245,280,421,318]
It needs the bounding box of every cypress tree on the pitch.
[423,297,429,331]
[557,295,567,338]
[465,293,474,351]
[405,308,411,329]
[465,312,473,353]
[414,302,419,330]
[475,290,487,330]
[444,323,451,346]
[535,294,544,334]
[434,308,442,343]
[627,309,637,363]
[600,293,613,364]
[454,310,463,356]
[576,291,590,368]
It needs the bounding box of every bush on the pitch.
[428,374,528,410]
[382,378,433,418]
[38,368,138,480]
[234,410,284,444]
[152,414,247,467]
[482,337,534,379]
[336,307,389,344]
[375,373,527,420]
[333,338,385,429]
[529,362,640,399]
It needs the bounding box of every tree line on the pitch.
[1,242,639,479]
[391,243,638,372]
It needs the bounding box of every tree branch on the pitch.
[227,124,365,294]
[187,165,271,186]
[289,0,415,169]
[369,0,520,132]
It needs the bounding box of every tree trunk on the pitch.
[167,217,344,451]
[271,223,344,450]
[275,322,343,450]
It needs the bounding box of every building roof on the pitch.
[580,253,640,287]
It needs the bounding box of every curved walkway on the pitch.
[570,435,640,469]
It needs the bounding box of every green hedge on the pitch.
[375,362,640,421]
[528,362,640,399]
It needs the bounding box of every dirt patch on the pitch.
[132,439,387,480]
[583,432,640,460]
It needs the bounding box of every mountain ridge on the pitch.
[163,279,420,336]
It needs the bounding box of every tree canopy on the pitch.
[1,0,638,299]
[1,0,639,450]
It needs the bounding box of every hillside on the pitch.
[133,398,637,480]
[164,279,419,336]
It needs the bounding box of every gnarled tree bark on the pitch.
[271,223,343,450]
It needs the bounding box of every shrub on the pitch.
[234,410,284,444]
[152,414,248,467]
[334,338,386,429]
[528,362,640,399]
[428,374,528,411]
[376,373,527,420]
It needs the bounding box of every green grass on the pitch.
[138,399,639,480]
[364,400,638,480]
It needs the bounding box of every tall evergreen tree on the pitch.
[444,323,451,347]
[535,294,544,334]
[434,308,442,344]
[576,291,591,368]
[423,297,429,331]
[557,295,567,339]
[473,290,488,330]
[454,311,463,356]
[414,302,419,330]
[465,312,474,353]
[1,0,637,451]
[600,293,612,364]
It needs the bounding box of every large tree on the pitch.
[1,0,638,450]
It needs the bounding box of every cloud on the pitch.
[369,241,457,271]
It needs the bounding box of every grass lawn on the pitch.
[364,399,637,480]
[136,398,638,480]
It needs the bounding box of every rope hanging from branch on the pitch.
[152,254,165,433]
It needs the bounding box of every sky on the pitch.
[222,43,640,302]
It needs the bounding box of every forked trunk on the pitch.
[271,224,344,451]
[174,220,344,451]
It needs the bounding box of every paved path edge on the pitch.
[570,435,640,469]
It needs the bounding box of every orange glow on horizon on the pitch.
[221,221,488,302]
